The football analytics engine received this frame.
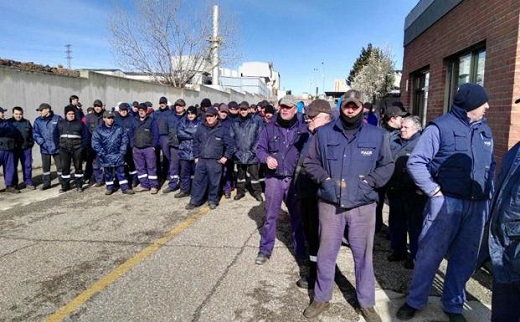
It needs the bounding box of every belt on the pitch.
[60,134,82,138]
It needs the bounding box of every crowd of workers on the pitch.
[0,85,519,322]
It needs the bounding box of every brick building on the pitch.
[401,0,520,160]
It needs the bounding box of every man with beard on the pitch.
[255,95,309,265]
[303,90,394,321]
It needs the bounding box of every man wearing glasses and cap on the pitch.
[255,95,309,266]
[303,90,394,321]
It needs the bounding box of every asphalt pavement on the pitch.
[0,173,492,321]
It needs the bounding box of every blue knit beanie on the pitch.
[453,83,488,111]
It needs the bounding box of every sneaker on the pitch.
[359,307,382,322]
[105,189,114,195]
[396,303,417,320]
[25,185,36,190]
[209,202,217,210]
[122,189,135,195]
[162,187,174,194]
[255,252,270,265]
[185,203,197,210]
[134,185,150,192]
[234,193,245,200]
[174,191,189,198]
[387,252,409,262]
[5,186,20,193]
[303,300,330,319]
[445,312,467,322]
[253,193,263,202]
[150,188,159,194]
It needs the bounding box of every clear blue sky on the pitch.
[0,0,418,95]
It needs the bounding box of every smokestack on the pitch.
[211,5,220,86]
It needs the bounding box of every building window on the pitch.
[446,46,486,109]
[411,68,429,126]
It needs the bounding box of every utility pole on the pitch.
[209,5,222,86]
[65,44,72,69]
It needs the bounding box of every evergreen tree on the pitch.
[348,43,374,84]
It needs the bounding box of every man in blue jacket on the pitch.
[487,97,520,322]
[115,102,139,187]
[92,110,134,195]
[153,96,172,179]
[397,83,495,322]
[303,90,393,321]
[8,106,35,190]
[33,103,63,190]
[0,107,22,193]
[255,95,309,265]
[229,102,263,201]
[185,106,234,210]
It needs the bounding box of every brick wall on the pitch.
[401,0,520,161]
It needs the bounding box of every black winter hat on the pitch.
[200,98,212,108]
[159,96,168,104]
[64,105,76,115]
[264,105,275,114]
[93,99,103,107]
[138,103,148,111]
[453,83,488,111]
[187,106,198,115]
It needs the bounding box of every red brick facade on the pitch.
[401,0,520,160]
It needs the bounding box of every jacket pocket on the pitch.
[318,179,338,204]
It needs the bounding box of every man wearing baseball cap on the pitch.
[185,106,235,210]
[92,110,135,195]
[303,90,393,321]
[397,83,494,321]
[33,103,63,190]
[255,95,309,266]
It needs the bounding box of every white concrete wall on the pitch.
[0,67,264,169]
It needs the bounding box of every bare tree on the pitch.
[109,0,238,88]
[351,46,395,102]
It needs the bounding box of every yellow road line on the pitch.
[45,207,210,322]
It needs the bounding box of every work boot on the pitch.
[253,193,263,202]
[41,176,51,190]
[6,186,20,193]
[396,303,417,320]
[122,189,135,195]
[359,307,382,322]
[185,203,198,210]
[234,193,245,200]
[150,188,159,194]
[303,300,330,319]
[162,187,174,194]
[255,252,270,265]
[25,184,36,190]
[208,202,217,210]
[444,312,467,322]
[75,178,83,192]
[105,189,114,195]
[134,184,150,192]
[174,191,189,198]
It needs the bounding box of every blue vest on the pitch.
[133,117,155,149]
[429,111,494,200]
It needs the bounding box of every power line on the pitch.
[64,44,72,69]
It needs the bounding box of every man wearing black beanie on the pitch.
[397,83,495,322]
